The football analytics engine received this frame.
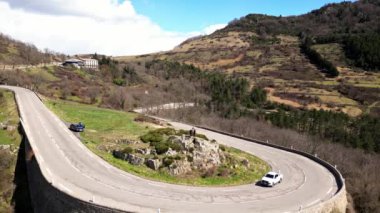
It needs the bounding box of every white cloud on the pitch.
[202,24,227,35]
[0,0,226,56]
[4,0,138,20]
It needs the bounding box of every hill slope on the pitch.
[0,33,63,65]
[116,0,380,118]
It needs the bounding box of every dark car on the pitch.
[69,122,85,132]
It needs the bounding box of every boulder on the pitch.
[169,161,192,176]
[169,135,193,150]
[115,139,138,145]
[113,151,145,165]
[127,154,145,165]
[242,159,250,167]
[136,148,151,155]
[146,159,161,170]
[112,150,128,161]
[165,148,177,156]
[6,125,16,131]
[191,138,222,170]
[0,145,11,150]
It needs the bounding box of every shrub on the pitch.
[167,141,183,152]
[113,78,125,86]
[140,132,163,143]
[174,155,182,160]
[195,133,208,140]
[155,128,176,136]
[187,155,193,162]
[202,167,217,178]
[176,129,188,136]
[217,167,230,177]
[121,147,134,154]
[154,142,169,155]
[163,157,174,167]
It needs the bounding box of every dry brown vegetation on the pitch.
[115,30,380,117]
[0,33,64,65]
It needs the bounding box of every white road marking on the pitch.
[148,182,163,187]
[45,167,52,178]
[325,187,334,197]
[186,189,206,192]
[2,85,343,212]
[59,183,73,194]
[306,199,320,207]
[222,189,239,192]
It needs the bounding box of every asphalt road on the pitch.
[1,85,338,213]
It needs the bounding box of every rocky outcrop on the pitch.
[112,151,145,165]
[169,160,192,176]
[113,134,226,176]
[165,148,177,156]
[191,137,224,170]
[127,154,145,165]
[136,148,151,155]
[0,121,16,131]
[142,135,225,175]
[146,159,161,170]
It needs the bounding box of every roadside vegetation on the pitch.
[0,89,21,212]
[144,60,380,153]
[155,107,380,213]
[45,99,269,186]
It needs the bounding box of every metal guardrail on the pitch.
[196,125,345,193]
[3,86,345,212]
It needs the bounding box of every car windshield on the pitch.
[265,174,274,178]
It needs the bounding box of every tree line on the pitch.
[145,60,267,118]
[146,60,379,153]
[343,33,380,71]
[94,55,141,86]
[266,108,380,153]
[300,35,340,77]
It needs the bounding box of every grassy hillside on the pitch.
[115,0,380,118]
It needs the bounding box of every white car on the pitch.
[261,171,283,187]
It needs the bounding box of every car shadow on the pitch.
[255,181,272,188]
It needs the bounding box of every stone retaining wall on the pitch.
[23,131,128,213]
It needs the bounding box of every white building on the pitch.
[63,58,99,70]
[82,58,99,69]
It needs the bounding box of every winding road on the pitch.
[1,85,339,212]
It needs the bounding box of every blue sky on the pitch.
[131,0,352,32]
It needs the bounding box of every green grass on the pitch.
[26,67,60,82]
[45,99,270,186]
[0,90,21,145]
[45,99,149,141]
[312,43,347,66]
[318,95,359,106]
